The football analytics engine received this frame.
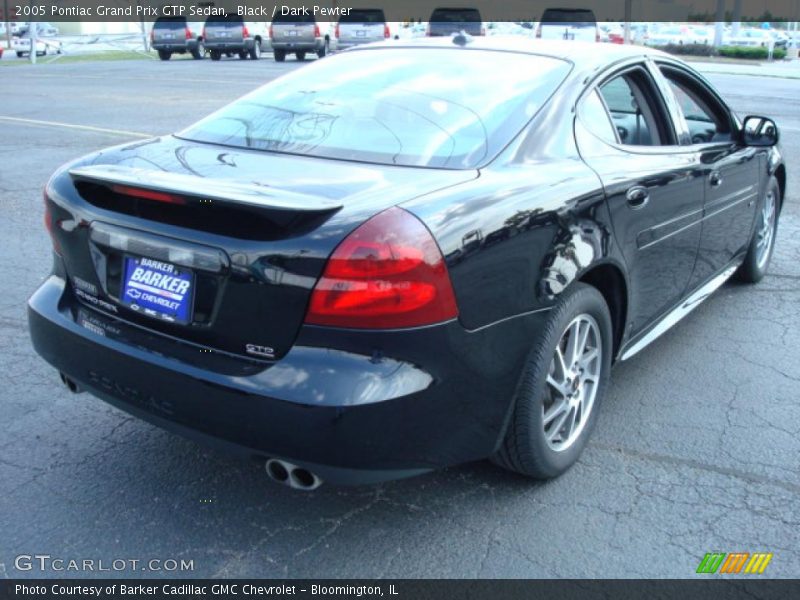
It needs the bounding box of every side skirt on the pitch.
[619,262,740,362]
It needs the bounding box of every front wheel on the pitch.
[317,46,326,58]
[736,175,780,283]
[493,283,612,479]
[249,41,261,59]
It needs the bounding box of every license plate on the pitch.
[121,256,194,324]
[357,30,366,37]
[288,30,297,36]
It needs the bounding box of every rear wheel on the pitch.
[493,283,612,479]
[16,51,24,58]
[249,40,261,59]
[296,51,306,61]
[210,50,221,61]
[238,51,248,60]
[273,49,286,62]
[157,50,171,61]
[736,175,780,283]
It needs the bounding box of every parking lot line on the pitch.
[0,116,152,138]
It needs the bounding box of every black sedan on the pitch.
[29,38,784,489]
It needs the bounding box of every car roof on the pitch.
[350,36,672,69]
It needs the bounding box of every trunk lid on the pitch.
[48,137,476,361]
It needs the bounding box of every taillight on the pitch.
[535,25,542,38]
[314,24,320,38]
[185,27,192,40]
[335,23,339,38]
[43,192,61,255]
[242,25,250,38]
[595,30,600,42]
[384,24,390,38]
[480,26,486,36]
[149,28,154,41]
[202,27,206,39]
[305,207,458,329]
[269,24,273,38]
[425,23,431,36]
[111,185,187,205]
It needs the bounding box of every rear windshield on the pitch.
[154,17,187,30]
[272,13,316,24]
[541,9,597,25]
[178,48,570,169]
[205,15,243,26]
[340,10,386,23]
[430,9,482,22]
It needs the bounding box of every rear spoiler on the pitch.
[69,165,342,215]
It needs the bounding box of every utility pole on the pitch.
[3,0,12,50]
[713,0,725,47]
[29,0,36,64]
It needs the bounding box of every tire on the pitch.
[238,51,248,60]
[296,51,306,61]
[191,41,204,59]
[210,50,221,61]
[492,283,612,479]
[317,46,326,58]
[735,175,780,283]
[273,49,286,62]
[158,50,171,61]
[16,52,24,58]
[249,40,261,59]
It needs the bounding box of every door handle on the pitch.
[625,186,649,209]
[709,171,723,187]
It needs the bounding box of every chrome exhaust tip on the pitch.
[59,372,82,394]
[265,458,323,491]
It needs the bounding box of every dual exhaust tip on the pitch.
[58,372,321,491]
[265,458,323,491]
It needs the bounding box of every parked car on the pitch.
[269,13,329,61]
[30,39,784,488]
[150,16,205,60]
[335,9,390,50]
[427,7,484,37]
[203,14,266,60]
[645,24,707,46]
[12,34,63,57]
[8,21,26,36]
[536,8,599,42]
[724,28,776,48]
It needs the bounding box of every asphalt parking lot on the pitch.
[1,56,798,579]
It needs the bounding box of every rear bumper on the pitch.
[205,39,256,52]
[29,275,546,484]
[271,39,324,52]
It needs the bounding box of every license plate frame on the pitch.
[121,255,195,325]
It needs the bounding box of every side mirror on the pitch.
[742,115,779,147]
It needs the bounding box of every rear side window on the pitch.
[340,10,385,23]
[579,90,618,144]
[596,69,675,146]
[540,9,596,26]
[179,48,571,169]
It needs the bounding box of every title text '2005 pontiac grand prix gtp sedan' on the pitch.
[29,37,785,490]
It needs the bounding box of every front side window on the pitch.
[179,49,571,169]
[658,67,733,144]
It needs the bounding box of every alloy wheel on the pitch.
[756,189,777,269]
[543,314,602,452]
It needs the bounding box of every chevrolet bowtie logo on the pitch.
[696,552,773,574]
